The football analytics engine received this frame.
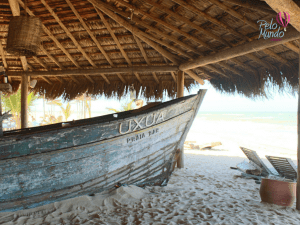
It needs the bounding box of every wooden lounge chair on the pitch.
[235,147,278,181]
[239,147,276,176]
[265,155,297,181]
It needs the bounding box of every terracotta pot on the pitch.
[259,178,296,207]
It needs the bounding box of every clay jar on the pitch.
[260,178,296,207]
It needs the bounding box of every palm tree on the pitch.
[61,103,72,121]
[49,100,72,121]
[107,99,135,113]
[1,90,39,129]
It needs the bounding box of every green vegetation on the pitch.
[1,90,39,129]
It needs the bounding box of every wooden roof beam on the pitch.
[205,65,230,78]
[163,56,176,82]
[284,42,300,53]
[208,0,258,30]
[39,46,64,69]
[134,35,159,83]
[218,62,243,77]
[179,28,300,70]
[95,7,142,83]
[33,57,49,70]
[40,0,107,84]
[0,42,7,69]
[0,41,11,83]
[172,0,248,42]
[89,0,204,84]
[93,1,196,58]
[55,76,64,84]
[110,0,214,51]
[145,0,231,47]
[40,0,96,67]
[66,0,113,67]
[66,1,125,84]
[7,66,178,77]
[40,76,53,85]
[264,0,300,32]
[222,0,275,15]
[17,0,80,68]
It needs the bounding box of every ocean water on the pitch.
[189,112,298,159]
[197,112,296,127]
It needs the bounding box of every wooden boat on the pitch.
[0,90,206,212]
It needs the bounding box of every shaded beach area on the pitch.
[1,116,299,224]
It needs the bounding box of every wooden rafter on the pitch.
[94,1,196,58]
[172,0,247,42]
[284,42,300,53]
[39,45,64,70]
[134,36,159,83]
[130,0,252,77]
[208,0,258,29]
[110,0,214,51]
[222,0,275,15]
[110,0,251,77]
[36,48,64,83]
[66,0,113,66]
[144,0,231,47]
[17,0,89,84]
[0,42,7,69]
[0,41,11,83]
[218,62,243,77]
[17,0,79,68]
[55,76,64,84]
[66,0,123,84]
[95,7,142,83]
[163,57,176,82]
[89,0,204,84]
[40,0,100,84]
[33,57,48,71]
[264,0,300,32]
[41,0,96,67]
[205,65,229,78]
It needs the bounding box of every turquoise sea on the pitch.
[197,112,296,127]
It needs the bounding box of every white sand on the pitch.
[1,118,299,224]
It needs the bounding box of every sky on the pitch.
[31,80,298,115]
[192,81,298,112]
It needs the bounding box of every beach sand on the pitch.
[1,118,299,224]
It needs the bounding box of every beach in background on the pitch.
[1,110,300,224]
[188,111,297,160]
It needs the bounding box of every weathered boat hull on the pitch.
[0,90,206,212]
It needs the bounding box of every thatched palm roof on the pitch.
[1,0,299,100]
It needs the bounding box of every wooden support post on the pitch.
[21,74,28,129]
[0,93,2,136]
[297,47,300,210]
[177,70,184,168]
[177,70,184,98]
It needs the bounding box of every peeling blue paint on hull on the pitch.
[0,90,206,212]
